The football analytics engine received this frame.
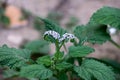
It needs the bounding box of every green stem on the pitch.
[63,44,67,52]
[78,40,84,46]
[109,39,120,49]
[59,41,64,49]
[54,41,61,62]
[51,41,60,70]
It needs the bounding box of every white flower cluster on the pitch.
[59,33,76,42]
[44,30,60,39]
[44,30,76,42]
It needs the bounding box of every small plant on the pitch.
[0,6,120,80]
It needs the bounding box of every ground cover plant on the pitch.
[0,6,120,80]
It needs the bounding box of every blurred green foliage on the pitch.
[0,5,120,80]
[24,40,49,54]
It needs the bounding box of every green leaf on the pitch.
[56,62,72,71]
[54,52,64,61]
[0,45,31,69]
[24,40,49,54]
[44,34,57,43]
[0,7,4,15]
[49,77,58,80]
[100,59,120,73]
[74,59,115,80]
[0,15,10,25]
[36,55,51,66]
[75,66,91,80]
[0,8,10,25]
[66,16,79,28]
[58,72,68,80]
[3,69,18,78]
[47,11,63,25]
[20,64,53,79]
[90,6,120,29]
[40,18,67,36]
[22,8,32,19]
[33,17,46,32]
[74,24,110,44]
[69,46,94,57]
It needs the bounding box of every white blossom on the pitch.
[59,33,76,42]
[44,31,76,42]
[109,28,116,34]
[107,25,117,34]
[44,30,60,39]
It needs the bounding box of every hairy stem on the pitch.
[109,39,120,49]
[55,41,60,60]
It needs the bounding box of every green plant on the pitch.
[1,6,120,80]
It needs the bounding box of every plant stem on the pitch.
[109,39,120,49]
[55,41,60,60]
[55,41,60,63]
[63,44,67,52]
[59,41,64,49]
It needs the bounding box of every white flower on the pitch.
[44,31,76,42]
[59,33,76,42]
[107,25,117,34]
[44,30,60,39]
[109,28,116,34]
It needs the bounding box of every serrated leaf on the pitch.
[74,24,110,44]
[74,59,115,80]
[40,18,67,35]
[69,46,94,57]
[24,40,49,54]
[0,45,31,69]
[56,62,72,71]
[90,6,120,29]
[33,17,46,33]
[36,55,51,66]
[99,58,120,73]
[20,64,53,79]
[75,66,92,80]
